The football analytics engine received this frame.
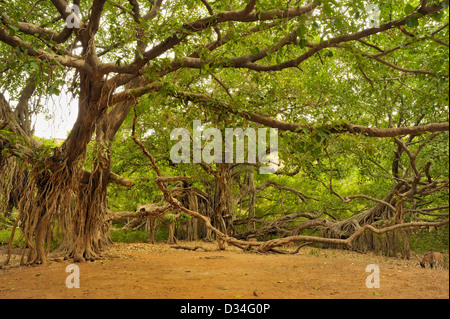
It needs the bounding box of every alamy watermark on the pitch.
[66,264,80,288]
[170,120,279,174]
[66,4,81,29]
[365,264,380,289]
[366,4,381,28]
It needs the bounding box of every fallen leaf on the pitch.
[373,292,383,297]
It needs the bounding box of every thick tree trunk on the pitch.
[10,72,110,265]
[55,83,135,261]
[68,104,121,260]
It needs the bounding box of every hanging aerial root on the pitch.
[4,157,73,266]
[69,153,112,262]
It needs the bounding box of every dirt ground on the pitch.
[0,241,448,299]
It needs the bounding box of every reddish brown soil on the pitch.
[0,242,448,299]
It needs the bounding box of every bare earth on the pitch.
[0,241,448,299]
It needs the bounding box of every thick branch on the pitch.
[169,90,450,137]
[0,26,93,74]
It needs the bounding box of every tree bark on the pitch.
[167,221,176,245]
[146,217,158,244]
[212,163,235,249]
[247,169,256,232]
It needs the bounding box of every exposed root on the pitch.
[170,245,210,252]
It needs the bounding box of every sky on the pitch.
[33,93,78,139]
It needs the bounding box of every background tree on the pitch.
[0,0,448,264]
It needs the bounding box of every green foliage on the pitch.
[111,228,169,243]
[0,228,24,247]
[110,229,148,243]
[410,226,449,254]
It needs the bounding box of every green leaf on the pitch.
[405,16,418,28]
[404,4,415,14]
[250,46,260,56]
[296,24,308,38]
[334,17,343,29]
[323,2,332,16]
[299,38,307,49]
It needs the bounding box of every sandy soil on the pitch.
[0,241,448,299]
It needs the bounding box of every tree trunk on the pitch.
[395,199,410,259]
[167,221,176,244]
[187,187,199,241]
[146,217,158,244]
[214,163,234,235]
[247,169,256,232]
[11,72,109,265]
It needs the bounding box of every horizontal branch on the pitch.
[1,13,73,44]
[170,90,450,138]
[108,172,132,187]
[257,220,450,252]
[107,203,172,221]
[405,205,449,216]
[0,26,93,74]
[80,170,132,187]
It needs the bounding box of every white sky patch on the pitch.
[33,93,78,139]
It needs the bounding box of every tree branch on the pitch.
[168,90,450,138]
